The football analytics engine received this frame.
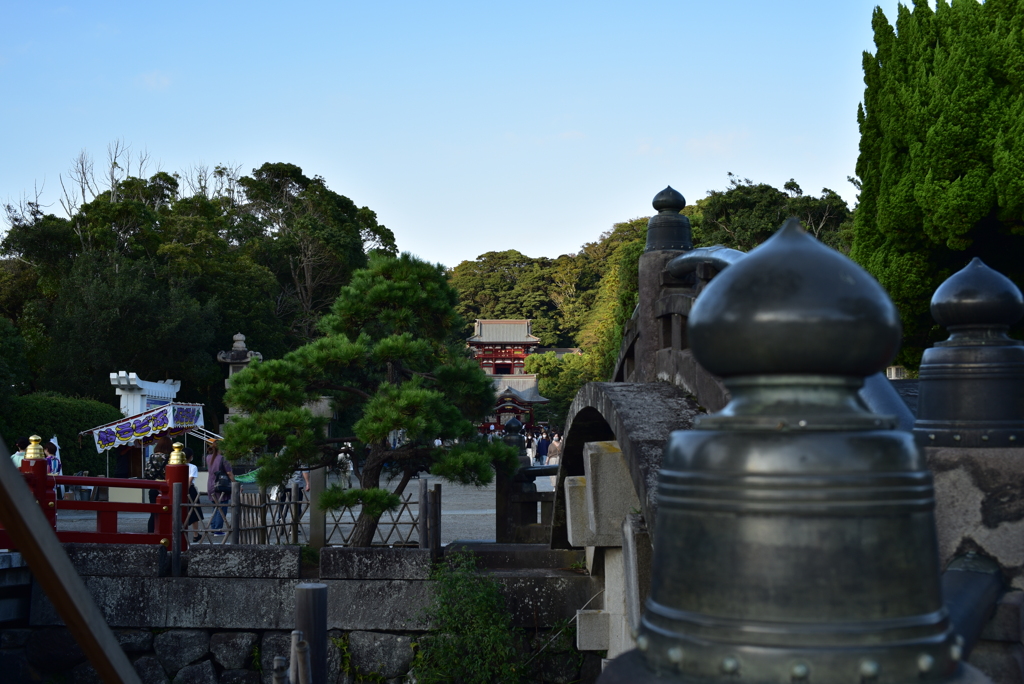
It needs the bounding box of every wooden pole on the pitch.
[294,583,327,684]
[272,655,288,684]
[295,640,312,684]
[230,481,241,545]
[289,630,302,684]
[418,478,428,550]
[0,440,142,684]
[290,481,300,545]
[432,483,442,561]
[259,486,269,545]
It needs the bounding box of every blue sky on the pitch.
[2,1,913,268]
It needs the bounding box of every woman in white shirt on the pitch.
[183,447,205,542]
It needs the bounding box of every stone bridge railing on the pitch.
[553,187,1024,683]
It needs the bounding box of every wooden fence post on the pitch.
[432,483,442,561]
[418,478,428,550]
[308,468,325,549]
[230,481,241,545]
[259,486,269,544]
[290,482,300,545]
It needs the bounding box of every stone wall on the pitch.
[0,545,600,684]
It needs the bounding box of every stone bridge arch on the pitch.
[550,381,703,549]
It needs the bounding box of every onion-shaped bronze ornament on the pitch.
[601,218,978,684]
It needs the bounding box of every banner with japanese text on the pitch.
[90,403,205,452]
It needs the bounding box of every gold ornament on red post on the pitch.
[24,435,44,460]
[168,442,186,466]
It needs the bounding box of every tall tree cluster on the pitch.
[2,150,395,425]
[852,0,1024,364]
[450,177,852,428]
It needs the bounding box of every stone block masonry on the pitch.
[2,545,598,683]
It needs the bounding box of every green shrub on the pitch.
[413,549,522,684]
[0,392,122,475]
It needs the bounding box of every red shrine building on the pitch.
[467,320,549,431]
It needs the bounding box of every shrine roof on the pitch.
[491,374,549,403]
[467,319,541,344]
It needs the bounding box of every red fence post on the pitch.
[21,435,55,530]
[163,442,190,549]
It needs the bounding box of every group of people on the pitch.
[143,437,235,540]
[143,438,308,539]
[10,437,62,474]
[10,438,63,499]
[525,431,563,466]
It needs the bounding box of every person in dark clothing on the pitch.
[113,445,134,478]
[206,442,234,535]
[536,434,550,465]
[144,436,173,533]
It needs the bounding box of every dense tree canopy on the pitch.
[222,253,517,546]
[852,0,1024,364]
[688,173,852,254]
[2,151,394,425]
[448,177,849,428]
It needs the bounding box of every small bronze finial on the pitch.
[168,441,186,465]
[25,435,44,460]
[644,186,692,252]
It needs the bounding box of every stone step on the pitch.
[448,542,584,570]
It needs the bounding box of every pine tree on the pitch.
[852,0,1024,364]
[221,253,517,547]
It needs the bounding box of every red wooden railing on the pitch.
[0,458,190,549]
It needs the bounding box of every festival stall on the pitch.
[80,403,222,500]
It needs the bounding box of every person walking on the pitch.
[183,447,205,542]
[536,433,550,465]
[547,433,563,488]
[43,440,63,499]
[276,467,310,523]
[206,441,235,536]
[144,437,172,534]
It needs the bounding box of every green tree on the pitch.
[237,162,397,342]
[691,173,852,253]
[221,253,517,547]
[852,0,1024,365]
[2,154,388,424]
[448,250,564,345]
[523,351,600,429]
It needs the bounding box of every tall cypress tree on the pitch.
[852,0,1024,365]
